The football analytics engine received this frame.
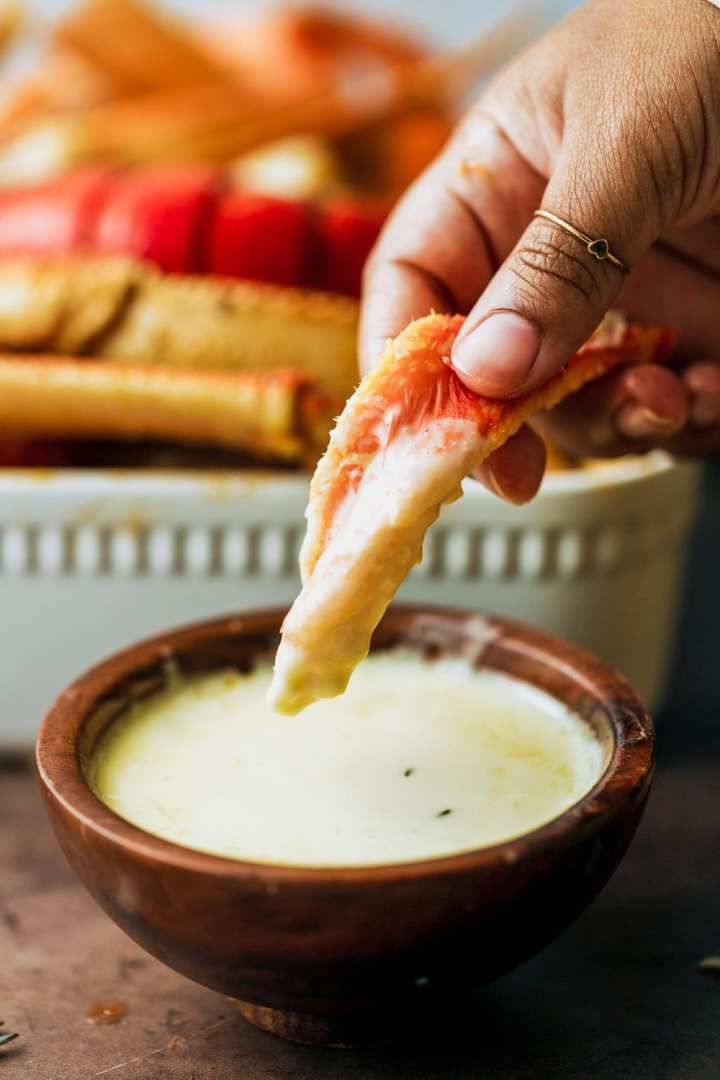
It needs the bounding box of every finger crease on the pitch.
[513,254,594,302]
[528,231,600,295]
[389,257,460,312]
[473,110,546,187]
[446,187,500,273]
[654,239,720,283]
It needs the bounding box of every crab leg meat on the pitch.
[269,311,674,714]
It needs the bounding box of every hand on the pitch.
[360,0,720,502]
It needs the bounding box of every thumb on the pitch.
[450,156,660,398]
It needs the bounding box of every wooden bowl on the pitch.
[36,606,653,1047]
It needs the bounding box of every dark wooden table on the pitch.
[7,466,720,1080]
[2,703,719,1080]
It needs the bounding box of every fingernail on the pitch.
[484,461,516,503]
[483,459,538,505]
[690,394,720,428]
[452,312,540,395]
[615,403,681,440]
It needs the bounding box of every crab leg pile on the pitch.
[268,311,674,714]
[0,356,334,463]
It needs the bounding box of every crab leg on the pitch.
[0,355,335,463]
[269,311,674,714]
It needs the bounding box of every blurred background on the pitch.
[5,0,579,52]
[0,0,715,743]
[0,0,571,191]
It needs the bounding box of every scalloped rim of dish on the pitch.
[0,450,686,499]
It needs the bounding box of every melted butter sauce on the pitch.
[90,652,605,868]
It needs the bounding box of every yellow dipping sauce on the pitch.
[89,652,605,867]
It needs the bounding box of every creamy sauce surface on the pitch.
[90,652,605,867]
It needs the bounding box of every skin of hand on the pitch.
[360,0,720,502]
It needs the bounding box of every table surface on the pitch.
[2,705,719,1080]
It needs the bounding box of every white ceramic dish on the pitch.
[0,452,699,748]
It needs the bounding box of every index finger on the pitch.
[358,111,546,373]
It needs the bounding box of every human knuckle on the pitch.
[361,245,387,287]
[361,252,378,287]
[611,64,713,221]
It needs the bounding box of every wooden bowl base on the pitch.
[234,999,393,1048]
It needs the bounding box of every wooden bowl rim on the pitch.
[36,605,654,884]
